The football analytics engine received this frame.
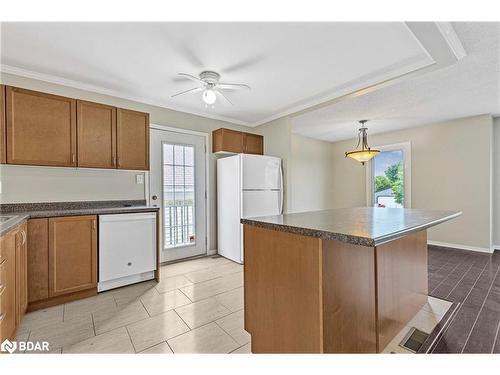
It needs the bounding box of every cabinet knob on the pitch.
[151,195,158,201]
[127,262,132,266]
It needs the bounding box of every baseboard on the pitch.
[207,248,217,256]
[494,244,500,251]
[427,240,493,253]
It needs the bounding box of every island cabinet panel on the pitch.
[6,86,77,167]
[116,108,149,170]
[1,85,6,164]
[27,219,50,303]
[48,216,97,297]
[77,100,117,168]
[0,229,17,342]
[15,222,28,325]
[243,224,324,353]
[375,230,428,351]
[322,239,377,353]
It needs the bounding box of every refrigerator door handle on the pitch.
[279,163,284,214]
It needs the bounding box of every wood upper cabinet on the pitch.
[48,216,97,297]
[243,133,264,154]
[6,87,77,167]
[212,128,263,155]
[15,223,28,325]
[77,100,117,168]
[27,219,49,304]
[1,85,6,164]
[0,229,17,342]
[116,108,149,170]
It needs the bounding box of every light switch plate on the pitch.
[136,174,144,184]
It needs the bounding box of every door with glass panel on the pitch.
[150,128,207,262]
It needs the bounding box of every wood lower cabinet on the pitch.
[1,84,6,164]
[48,216,97,297]
[27,219,49,303]
[15,223,28,325]
[0,229,17,342]
[77,100,117,168]
[6,86,77,167]
[116,108,149,170]
[212,128,263,154]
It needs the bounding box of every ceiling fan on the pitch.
[171,70,251,106]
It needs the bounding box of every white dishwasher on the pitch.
[98,213,157,292]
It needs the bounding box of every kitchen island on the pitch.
[241,207,461,353]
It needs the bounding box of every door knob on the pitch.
[152,195,158,200]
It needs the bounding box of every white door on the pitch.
[241,154,282,190]
[150,127,207,262]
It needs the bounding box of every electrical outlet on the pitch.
[136,174,144,184]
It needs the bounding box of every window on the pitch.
[163,143,196,248]
[366,142,411,208]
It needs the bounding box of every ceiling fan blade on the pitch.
[216,90,233,106]
[171,87,202,98]
[178,73,205,84]
[217,82,251,90]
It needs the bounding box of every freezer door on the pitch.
[242,154,282,190]
[242,190,282,218]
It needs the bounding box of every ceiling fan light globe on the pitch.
[202,89,217,105]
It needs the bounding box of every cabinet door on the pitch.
[216,128,243,153]
[77,100,117,168]
[1,85,6,164]
[0,230,16,342]
[27,219,49,303]
[6,86,77,167]
[116,108,149,170]
[48,216,97,297]
[243,133,264,155]
[15,223,28,324]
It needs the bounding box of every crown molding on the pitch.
[0,64,252,127]
[435,22,467,60]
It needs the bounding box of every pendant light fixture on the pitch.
[345,120,380,165]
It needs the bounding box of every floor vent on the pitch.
[399,327,429,353]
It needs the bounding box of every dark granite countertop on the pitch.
[241,207,461,247]
[0,200,159,236]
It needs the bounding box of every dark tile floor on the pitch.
[427,245,500,353]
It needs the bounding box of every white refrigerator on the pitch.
[217,154,283,264]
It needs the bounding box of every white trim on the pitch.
[365,141,412,208]
[149,123,211,258]
[428,240,493,254]
[435,22,467,60]
[0,64,250,127]
[494,244,500,251]
[207,248,217,256]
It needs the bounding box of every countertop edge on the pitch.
[241,210,463,248]
[1,207,159,236]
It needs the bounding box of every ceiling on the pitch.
[1,22,440,126]
[292,22,500,142]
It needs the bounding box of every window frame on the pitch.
[365,141,412,208]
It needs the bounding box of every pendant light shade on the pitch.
[345,120,380,165]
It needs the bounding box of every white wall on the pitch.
[289,134,336,213]
[329,114,493,251]
[0,73,250,250]
[494,117,500,249]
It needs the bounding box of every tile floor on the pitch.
[427,246,500,353]
[381,296,453,353]
[16,255,249,354]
